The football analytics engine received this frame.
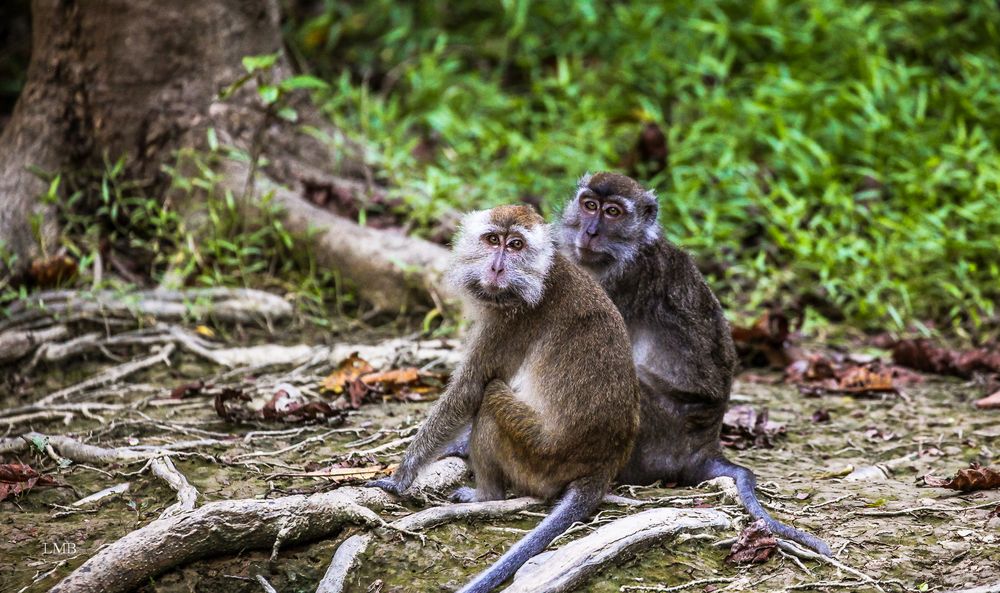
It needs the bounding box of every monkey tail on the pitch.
[456,477,606,593]
[707,457,832,556]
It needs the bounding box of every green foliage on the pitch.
[38,146,351,326]
[289,0,1000,334]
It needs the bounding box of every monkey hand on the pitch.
[366,465,416,496]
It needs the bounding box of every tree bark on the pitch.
[0,0,450,311]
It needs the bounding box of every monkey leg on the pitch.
[438,423,472,459]
[456,476,608,593]
[461,391,509,503]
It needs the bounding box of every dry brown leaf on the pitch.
[731,309,792,368]
[0,463,59,501]
[361,367,421,386]
[321,353,375,394]
[721,405,786,449]
[725,519,777,564]
[29,254,78,287]
[837,366,895,394]
[893,339,1000,379]
[924,464,1000,492]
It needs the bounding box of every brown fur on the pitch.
[370,205,641,592]
[487,203,545,229]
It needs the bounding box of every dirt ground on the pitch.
[1,333,998,593]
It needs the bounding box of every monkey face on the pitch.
[559,172,659,275]
[448,205,555,307]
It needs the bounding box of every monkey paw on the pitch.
[449,486,477,503]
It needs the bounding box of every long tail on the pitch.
[456,478,605,593]
[708,457,832,556]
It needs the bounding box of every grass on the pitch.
[3,147,354,328]
[288,0,1000,337]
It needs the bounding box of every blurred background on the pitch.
[1,0,998,338]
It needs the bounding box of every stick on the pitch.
[36,344,176,405]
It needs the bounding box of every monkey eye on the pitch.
[507,238,525,251]
[604,205,623,218]
[582,199,599,212]
[484,233,501,246]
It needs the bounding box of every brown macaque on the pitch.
[368,205,641,593]
[558,172,831,556]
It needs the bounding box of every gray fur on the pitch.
[559,172,830,556]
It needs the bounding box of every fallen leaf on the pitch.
[725,519,777,564]
[170,381,206,399]
[260,383,344,424]
[893,339,1000,379]
[361,367,420,386]
[836,365,896,394]
[321,354,375,395]
[0,463,59,501]
[863,427,897,442]
[924,464,1000,492]
[817,465,854,479]
[29,254,77,287]
[732,309,792,368]
[721,405,786,449]
[195,325,216,338]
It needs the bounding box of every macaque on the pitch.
[370,205,641,592]
[559,172,830,555]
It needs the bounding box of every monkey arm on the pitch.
[370,361,487,494]
[479,382,554,457]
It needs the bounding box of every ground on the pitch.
[1,330,998,593]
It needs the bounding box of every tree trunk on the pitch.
[0,0,450,311]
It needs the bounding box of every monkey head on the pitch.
[559,172,659,278]
[449,205,555,308]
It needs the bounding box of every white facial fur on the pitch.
[448,209,555,308]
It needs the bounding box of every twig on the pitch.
[255,575,278,593]
[776,540,886,593]
[855,500,1000,517]
[620,577,736,592]
[36,344,176,405]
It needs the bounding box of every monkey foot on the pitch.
[449,486,477,503]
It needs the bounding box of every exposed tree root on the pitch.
[317,497,542,593]
[167,324,315,367]
[45,457,467,593]
[36,343,176,405]
[943,582,1000,593]
[1,287,292,332]
[508,508,732,593]
[49,487,386,593]
[0,324,68,363]
[148,456,199,518]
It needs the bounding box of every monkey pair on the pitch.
[369,173,829,593]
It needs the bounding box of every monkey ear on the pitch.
[639,189,659,223]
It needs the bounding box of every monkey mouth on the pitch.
[462,278,522,306]
[574,244,613,264]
